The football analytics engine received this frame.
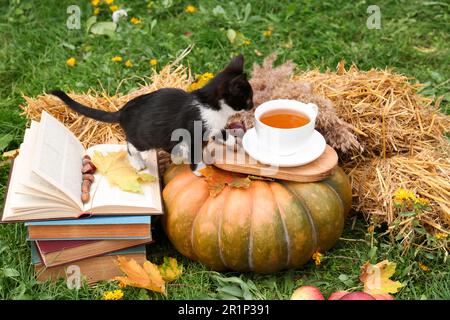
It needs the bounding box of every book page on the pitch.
[2,144,27,221]
[31,111,84,209]
[10,192,77,212]
[17,121,80,209]
[83,144,162,214]
[2,122,81,222]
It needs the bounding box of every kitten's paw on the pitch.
[224,134,236,148]
[129,154,147,171]
[191,162,207,176]
[224,135,243,152]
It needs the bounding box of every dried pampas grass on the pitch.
[240,54,361,154]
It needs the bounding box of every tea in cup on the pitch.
[254,99,318,156]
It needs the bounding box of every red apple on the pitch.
[291,286,325,300]
[328,291,349,300]
[371,293,395,300]
[339,292,376,300]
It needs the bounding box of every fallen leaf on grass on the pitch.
[158,257,183,282]
[413,46,436,53]
[2,149,19,159]
[360,260,405,295]
[114,256,166,294]
[92,150,155,193]
[198,166,251,196]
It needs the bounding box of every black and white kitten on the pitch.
[49,55,253,170]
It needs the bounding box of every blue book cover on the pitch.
[31,242,147,265]
[26,216,152,240]
[25,215,151,226]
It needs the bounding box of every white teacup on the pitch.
[254,99,318,156]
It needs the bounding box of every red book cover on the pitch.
[35,240,98,254]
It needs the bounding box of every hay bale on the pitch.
[295,60,450,240]
[296,61,450,159]
[344,148,450,240]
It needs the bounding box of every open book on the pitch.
[1,111,163,222]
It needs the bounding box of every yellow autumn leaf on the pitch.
[2,148,19,159]
[91,150,156,193]
[360,260,405,295]
[114,256,166,294]
[158,257,183,282]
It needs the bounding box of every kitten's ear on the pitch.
[223,54,244,74]
[228,74,247,95]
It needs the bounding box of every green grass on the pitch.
[0,0,449,300]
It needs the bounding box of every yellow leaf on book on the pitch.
[114,256,166,294]
[360,260,405,295]
[158,257,182,282]
[91,150,156,193]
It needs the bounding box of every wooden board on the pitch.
[211,144,338,182]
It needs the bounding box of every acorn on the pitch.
[82,174,95,183]
[82,162,96,174]
[81,192,90,203]
[81,180,91,193]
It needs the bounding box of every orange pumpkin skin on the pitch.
[162,165,352,273]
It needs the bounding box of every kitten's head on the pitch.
[218,55,253,111]
[196,55,253,111]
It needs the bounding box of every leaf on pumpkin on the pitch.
[158,257,183,282]
[360,260,405,295]
[248,175,275,182]
[91,150,156,193]
[114,256,166,294]
[198,165,251,196]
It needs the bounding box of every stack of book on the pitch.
[1,112,163,284]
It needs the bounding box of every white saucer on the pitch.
[242,128,326,167]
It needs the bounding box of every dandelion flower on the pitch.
[94,7,100,15]
[91,0,100,7]
[66,57,76,67]
[418,262,430,272]
[243,39,251,45]
[149,58,158,66]
[393,188,416,203]
[102,289,124,300]
[111,56,123,62]
[110,5,119,12]
[187,72,214,92]
[312,250,322,266]
[105,0,114,4]
[435,233,448,240]
[124,60,133,67]
[263,27,273,37]
[414,197,429,206]
[185,5,197,13]
[130,17,141,25]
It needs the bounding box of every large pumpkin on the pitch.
[162,165,352,273]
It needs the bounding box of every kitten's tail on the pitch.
[48,90,121,123]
